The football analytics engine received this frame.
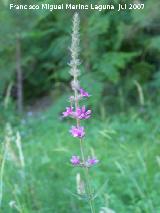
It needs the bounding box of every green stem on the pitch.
[79,139,95,213]
[73,75,95,212]
[0,138,8,207]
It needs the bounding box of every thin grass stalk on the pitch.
[4,81,13,110]
[15,131,25,169]
[0,123,11,207]
[0,144,7,207]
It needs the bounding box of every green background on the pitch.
[0,0,160,212]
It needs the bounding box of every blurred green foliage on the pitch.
[0,1,160,212]
[0,0,160,111]
[1,102,160,212]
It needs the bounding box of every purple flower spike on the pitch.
[62,107,73,117]
[70,126,85,138]
[75,106,91,120]
[70,155,80,165]
[79,88,90,97]
[87,157,99,166]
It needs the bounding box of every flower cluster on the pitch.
[62,104,91,120]
[62,87,90,140]
[70,156,99,167]
[62,87,99,167]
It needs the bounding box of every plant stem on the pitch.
[0,135,8,207]
[73,87,95,213]
[79,139,96,213]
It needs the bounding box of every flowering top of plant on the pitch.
[62,12,99,166]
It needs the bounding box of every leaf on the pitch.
[93,179,108,200]
[96,52,139,83]
[65,188,89,201]
[112,22,126,51]
[42,35,69,62]
[131,0,160,27]
[88,13,110,36]
[100,207,116,213]
[80,73,104,107]
[131,61,155,85]
[148,36,160,52]
[53,67,71,81]
[151,70,160,88]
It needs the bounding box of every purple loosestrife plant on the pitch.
[62,13,99,213]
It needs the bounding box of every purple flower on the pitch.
[79,88,90,97]
[74,106,91,119]
[70,126,85,138]
[70,155,80,165]
[62,107,73,117]
[87,157,99,166]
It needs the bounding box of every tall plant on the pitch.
[62,13,99,213]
